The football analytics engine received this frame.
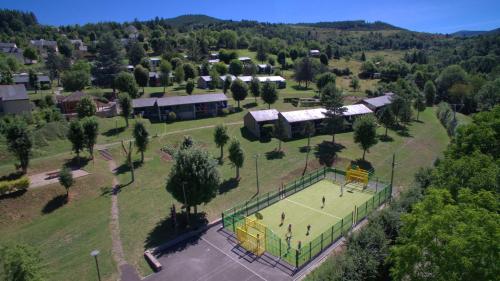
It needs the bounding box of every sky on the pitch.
[2,0,500,33]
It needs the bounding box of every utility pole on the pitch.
[90,250,101,281]
[254,154,260,194]
[390,153,396,198]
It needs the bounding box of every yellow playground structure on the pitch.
[346,166,369,187]
[236,217,266,256]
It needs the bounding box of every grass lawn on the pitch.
[108,106,448,276]
[250,179,373,245]
[0,157,117,281]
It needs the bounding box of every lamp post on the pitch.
[254,154,260,194]
[90,250,101,281]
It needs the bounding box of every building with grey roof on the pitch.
[132,93,228,121]
[243,109,279,138]
[358,93,394,111]
[197,76,212,89]
[11,73,51,90]
[0,85,32,115]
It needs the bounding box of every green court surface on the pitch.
[250,179,373,245]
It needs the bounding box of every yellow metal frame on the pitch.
[236,217,266,256]
[346,166,369,186]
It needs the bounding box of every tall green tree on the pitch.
[413,93,426,121]
[114,71,139,98]
[424,80,436,105]
[302,121,315,174]
[28,70,38,94]
[159,60,172,93]
[166,147,220,220]
[183,63,197,81]
[353,116,378,160]
[58,166,74,200]
[230,79,248,109]
[321,83,345,143]
[82,117,99,160]
[133,121,149,163]
[67,119,85,162]
[249,77,260,103]
[277,51,287,69]
[228,138,245,180]
[213,124,230,163]
[228,59,243,76]
[185,79,195,95]
[256,45,267,63]
[174,64,185,84]
[350,76,360,91]
[223,76,232,94]
[134,65,149,94]
[118,93,132,127]
[476,78,500,111]
[435,64,468,101]
[315,72,336,92]
[5,120,32,174]
[0,244,45,281]
[294,57,322,88]
[209,69,220,90]
[93,33,124,88]
[273,118,287,152]
[76,96,96,118]
[377,106,395,137]
[261,81,278,109]
[319,54,329,65]
[128,42,146,66]
[23,47,38,62]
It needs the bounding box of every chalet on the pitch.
[58,91,116,117]
[126,65,134,72]
[243,109,279,138]
[238,57,252,64]
[219,74,237,86]
[132,93,228,121]
[30,39,58,53]
[12,73,51,90]
[358,93,394,112]
[0,42,18,53]
[309,50,320,57]
[197,76,212,89]
[0,85,32,115]
[257,64,272,74]
[210,53,219,59]
[256,76,286,89]
[276,104,373,139]
[149,72,161,86]
[149,57,161,69]
[208,59,220,64]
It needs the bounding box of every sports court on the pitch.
[250,179,373,245]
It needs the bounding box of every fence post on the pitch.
[232,215,235,232]
[245,202,248,217]
[321,233,324,251]
[331,225,334,243]
[279,237,282,257]
[222,213,225,228]
[295,249,299,268]
[309,242,312,260]
[257,197,260,210]
[341,218,344,235]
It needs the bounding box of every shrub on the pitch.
[0,176,30,195]
[220,108,230,116]
[168,111,177,122]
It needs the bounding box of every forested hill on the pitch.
[159,14,222,27]
[451,28,500,37]
[295,20,403,31]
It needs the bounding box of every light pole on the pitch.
[182,181,189,224]
[90,250,101,281]
[254,154,260,194]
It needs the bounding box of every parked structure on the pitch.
[30,39,58,54]
[12,73,51,90]
[198,75,286,89]
[132,93,228,121]
[238,57,252,64]
[309,50,320,57]
[243,109,280,138]
[197,76,212,89]
[57,91,116,117]
[0,85,32,115]
[357,92,394,112]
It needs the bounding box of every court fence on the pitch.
[221,166,392,269]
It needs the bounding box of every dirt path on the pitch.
[107,159,140,281]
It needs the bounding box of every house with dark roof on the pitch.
[30,39,58,54]
[132,93,228,121]
[0,85,32,115]
[243,109,279,138]
[12,73,51,90]
[197,76,212,89]
[357,93,394,112]
[58,91,116,116]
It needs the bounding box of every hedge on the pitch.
[0,176,30,195]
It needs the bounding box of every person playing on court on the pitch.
[322,196,326,208]
[288,223,292,234]
[306,224,311,236]
[281,211,285,226]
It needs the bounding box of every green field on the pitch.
[250,180,373,246]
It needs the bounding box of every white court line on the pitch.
[285,198,343,220]
[200,237,268,281]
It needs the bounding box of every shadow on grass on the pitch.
[314,141,345,167]
[393,124,412,138]
[64,156,90,169]
[42,194,67,214]
[265,150,285,160]
[378,134,394,142]
[243,102,257,109]
[291,85,310,91]
[0,171,24,181]
[299,146,312,153]
[150,92,165,98]
[115,160,144,176]
[0,189,27,200]
[351,158,374,173]
[145,212,208,257]
[240,127,259,142]
[219,178,240,194]
[102,126,126,137]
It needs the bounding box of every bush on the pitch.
[168,111,177,122]
[220,108,230,116]
[0,176,30,195]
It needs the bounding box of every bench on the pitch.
[144,250,162,272]
[46,171,60,179]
